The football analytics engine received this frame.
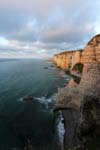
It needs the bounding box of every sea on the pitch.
[0,59,70,150]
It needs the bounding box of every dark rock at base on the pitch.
[50,65,54,67]
[44,67,48,69]
[23,95,34,101]
[63,84,66,87]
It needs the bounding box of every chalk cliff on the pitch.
[53,34,100,74]
[78,35,100,149]
[53,49,83,71]
[53,34,100,149]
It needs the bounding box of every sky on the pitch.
[0,0,100,58]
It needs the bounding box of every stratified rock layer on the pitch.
[82,34,100,70]
[53,49,83,70]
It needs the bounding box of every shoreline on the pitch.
[52,61,81,148]
[53,81,81,149]
[52,59,82,149]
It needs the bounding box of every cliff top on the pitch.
[54,49,83,56]
[87,34,100,45]
[54,34,100,57]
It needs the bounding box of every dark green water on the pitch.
[0,59,69,150]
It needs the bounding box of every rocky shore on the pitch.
[53,34,100,149]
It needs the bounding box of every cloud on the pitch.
[7,20,38,43]
[0,0,100,58]
[40,23,94,44]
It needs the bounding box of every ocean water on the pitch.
[0,59,69,150]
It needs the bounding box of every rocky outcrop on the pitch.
[78,35,100,149]
[56,79,81,110]
[54,34,100,149]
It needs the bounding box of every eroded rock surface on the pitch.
[54,34,100,149]
[53,49,83,71]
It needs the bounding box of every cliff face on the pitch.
[82,34,100,70]
[53,50,83,71]
[54,34,100,149]
[53,34,100,73]
[78,35,100,149]
[78,69,100,149]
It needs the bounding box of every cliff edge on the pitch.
[53,34,100,149]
